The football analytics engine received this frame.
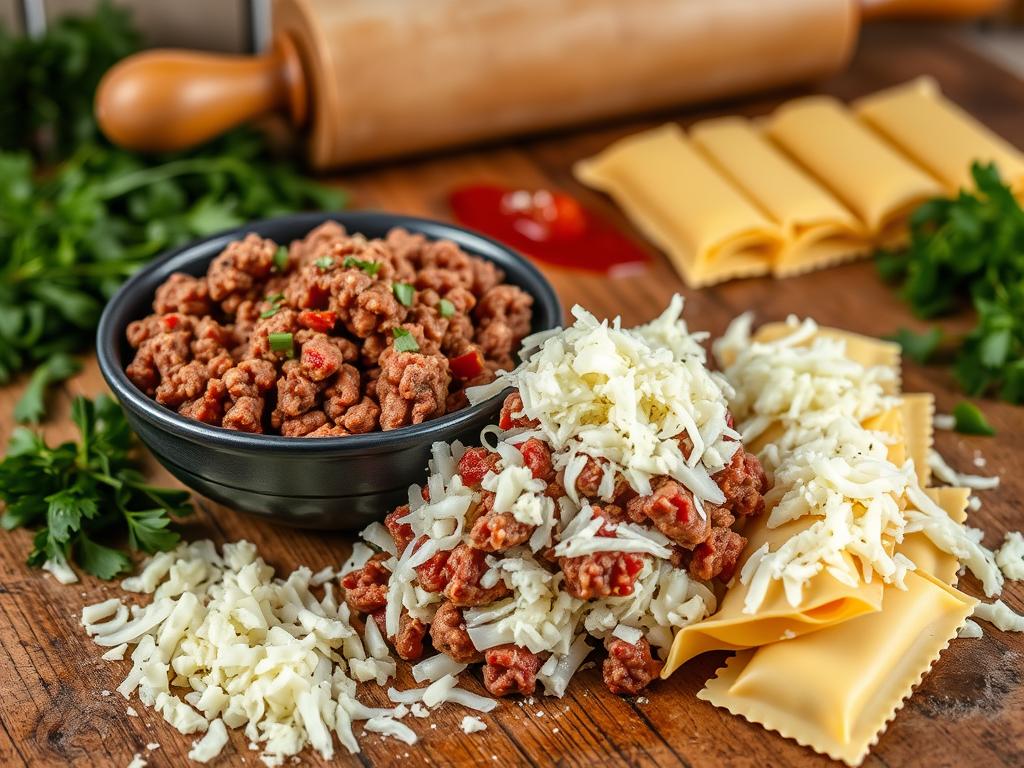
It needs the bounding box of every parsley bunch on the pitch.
[0,395,192,579]
[877,162,1024,403]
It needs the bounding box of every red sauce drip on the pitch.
[449,184,649,276]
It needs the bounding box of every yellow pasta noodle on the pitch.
[764,96,945,244]
[855,77,1024,196]
[690,116,869,277]
[698,570,976,766]
[573,124,781,287]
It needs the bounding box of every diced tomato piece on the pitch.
[518,438,552,480]
[449,349,484,380]
[611,553,644,596]
[668,492,693,524]
[298,309,337,333]
[457,447,499,487]
[162,314,181,330]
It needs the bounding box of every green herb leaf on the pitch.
[13,352,81,423]
[885,328,942,365]
[269,332,295,356]
[0,395,192,580]
[76,534,132,580]
[952,401,996,436]
[314,256,334,271]
[438,299,456,318]
[393,282,415,307]
[274,246,290,272]
[392,327,420,353]
[876,161,1024,403]
[343,256,382,277]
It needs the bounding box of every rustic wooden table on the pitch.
[1,24,1022,768]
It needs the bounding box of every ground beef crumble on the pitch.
[126,224,534,435]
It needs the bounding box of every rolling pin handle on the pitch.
[95,34,308,153]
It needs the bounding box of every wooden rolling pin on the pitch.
[95,0,1004,169]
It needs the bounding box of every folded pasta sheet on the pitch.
[764,96,945,245]
[690,117,869,277]
[699,570,976,767]
[573,124,781,287]
[856,77,1024,195]
[662,515,885,674]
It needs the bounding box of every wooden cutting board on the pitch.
[1,24,1021,768]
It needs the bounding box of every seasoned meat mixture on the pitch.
[125,223,534,435]
[340,389,770,698]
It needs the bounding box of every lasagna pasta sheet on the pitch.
[698,570,976,767]
[661,515,885,675]
[856,77,1024,196]
[573,124,781,287]
[764,96,945,244]
[690,117,869,277]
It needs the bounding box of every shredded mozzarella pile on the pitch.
[928,449,1000,491]
[81,540,493,766]
[468,295,740,506]
[716,315,1003,613]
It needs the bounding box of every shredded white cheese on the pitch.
[928,449,1000,490]
[468,295,738,505]
[957,619,984,639]
[43,557,78,584]
[716,315,1005,613]
[126,754,147,768]
[81,539,395,766]
[364,716,417,745]
[189,719,228,763]
[996,531,1024,580]
[932,413,955,431]
[973,600,1024,632]
[461,716,487,734]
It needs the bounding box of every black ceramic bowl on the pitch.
[97,211,562,530]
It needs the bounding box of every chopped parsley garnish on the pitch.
[260,293,286,318]
[886,327,942,365]
[0,395,193,579]
[274,246,289,272]
[314,256,334,271]
[269,332,295,357]
[343,256,382,277]
[14,353,81,424]
[952,401,996,436]
[438,299,455,318]
[393,282,415,307]
[392,327,420,353]
[876,162,1024,402]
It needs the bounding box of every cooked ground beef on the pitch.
[340,553,391,613]
[603,637,663,695]
[482,644,542,697]
[429,601,484,663]
[126,224,534,435]
[442,543,511,607]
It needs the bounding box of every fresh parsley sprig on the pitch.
[877,162,1024,403]
[0,395,193,579]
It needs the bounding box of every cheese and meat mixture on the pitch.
[341,297,769,697]
[124,222,533,435]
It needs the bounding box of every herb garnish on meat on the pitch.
[0,395,192,579]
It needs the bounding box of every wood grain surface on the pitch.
[1,24,1022,768]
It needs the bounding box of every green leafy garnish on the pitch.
[274,246,290,272]
[0,395,192,579]
[438,299,456,318]
[343,256,382,277]
[886,327,942,365]
[269,332,295,356]
[0,4,344,399]
[875,162,1024,402]
[13,353,82,424]
[952,401,996,436]
[393,282,415,307]
[392,327,420,353]
[314,256,334,271]
[260,293,286,319]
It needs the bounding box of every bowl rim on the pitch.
[96,210,562,457]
